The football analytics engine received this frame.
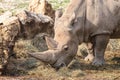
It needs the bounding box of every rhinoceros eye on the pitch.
[63,45,69,51]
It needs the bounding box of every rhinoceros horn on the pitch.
[28,50,59,64]
[29,36,59,64]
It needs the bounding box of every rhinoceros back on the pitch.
[85,0,120,39]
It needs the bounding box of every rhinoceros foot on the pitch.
[92,58,105,66]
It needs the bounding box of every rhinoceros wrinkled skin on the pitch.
[29,0,120,69]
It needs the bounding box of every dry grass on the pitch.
[3,37,120,80]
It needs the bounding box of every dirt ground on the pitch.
[0,38,120,80]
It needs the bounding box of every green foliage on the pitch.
[48,0,70,9]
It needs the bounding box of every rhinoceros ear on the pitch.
[55,8,63,20]
[45,36,58,49]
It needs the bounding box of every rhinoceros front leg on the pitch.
[92,35,110,66]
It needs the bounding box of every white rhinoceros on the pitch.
[29,0,120,69]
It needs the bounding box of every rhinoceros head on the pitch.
[29,11,81,69]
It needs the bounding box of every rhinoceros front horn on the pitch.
[28,50,58,64]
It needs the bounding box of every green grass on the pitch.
[0,0,30,15]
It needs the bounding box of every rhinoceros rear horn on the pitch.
[28,50,57,64]
[45,36,58,49]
